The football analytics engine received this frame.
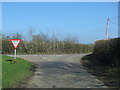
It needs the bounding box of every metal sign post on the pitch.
[14,49,16,60]
[10,39,22,60]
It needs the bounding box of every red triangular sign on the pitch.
[10,39,22,49]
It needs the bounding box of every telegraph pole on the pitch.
[106,18,109,39]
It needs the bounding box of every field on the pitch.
[2,55,33,88]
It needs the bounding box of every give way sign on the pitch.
[10,39,22,49]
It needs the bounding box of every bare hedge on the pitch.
[2,34,93,54]
[93,37,120,66]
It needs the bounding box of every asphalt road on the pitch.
[15,54,107,88]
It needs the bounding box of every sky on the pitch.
[0,2,2,34]
[2,2,118,44]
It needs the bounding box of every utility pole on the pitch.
[106,18,109,39]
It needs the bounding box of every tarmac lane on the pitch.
[16,54,108,88]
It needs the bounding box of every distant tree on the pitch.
[12,34,22,39]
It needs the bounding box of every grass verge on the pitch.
[81,54,120,88]
[2,55,34,88]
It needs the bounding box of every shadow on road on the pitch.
[37,61,85,75]
[81,54,119,88]
[30,60,108,88]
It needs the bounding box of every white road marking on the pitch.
[43,57,47,59]
[42,57,51,61]
[35,72,43,74]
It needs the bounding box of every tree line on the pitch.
[2,31,93,54]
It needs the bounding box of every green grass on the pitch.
[0,55,2,89]
[2,55,33,88]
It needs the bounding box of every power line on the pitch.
[110,16,118,20]
[109,16,118,26]
[110,21,118,26]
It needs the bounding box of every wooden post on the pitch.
[106,18,109,39]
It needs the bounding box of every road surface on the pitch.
[15,54,107,88]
